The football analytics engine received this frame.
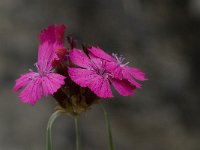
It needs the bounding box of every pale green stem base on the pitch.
[46,110,81,150]
[46,110,63,150]
[101,104,114,150]
[46,105,112,150]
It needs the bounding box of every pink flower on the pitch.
[88,47,148,88]
[68,48,135,98]
[14,25,66,105]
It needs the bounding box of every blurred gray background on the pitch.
[0,0,200,150]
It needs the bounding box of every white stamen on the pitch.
[112,52,130,67]
[121,62,130,67]
[34,63,39,71]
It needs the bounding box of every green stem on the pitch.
[101,104,114,150]
[74,116,80,150]
[46,110,63,150]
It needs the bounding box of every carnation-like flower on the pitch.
[13,24,148,150]
[14,25,66,105]
[88,47,148,88]
[14,24,147,108]
[68,48,135,98]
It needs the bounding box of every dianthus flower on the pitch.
[68,48,135,98]
[13,24,148,150]
[14,25,66,105]
[88,47,148,88]
[14,24,147,109]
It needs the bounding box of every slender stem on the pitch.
[46,110,63,150]
[74,116,80,150]
[101,104,114,150]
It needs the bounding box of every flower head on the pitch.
[88,47,148,88]
[68,48,135,98]
[13,24,147,113]
[14,25,66,105]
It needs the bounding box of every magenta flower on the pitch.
[14,25,66,105]
[88,47,148,88]
[68,48,135,98]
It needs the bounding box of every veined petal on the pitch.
[88,76,113,98]
[124,66,148,81]
[19,77,42,105]
[69,48,92,69]
[15,71,65,105]
[68,68,98,87]
[68,67,113,98]
[122,69,141,88]
[37,42,56,72]
[88,46,115,62]
[42,73,66,96]
[39,24,66,44]
[38,25,67,72]
[109,78,135,96]
[14,72,39,92]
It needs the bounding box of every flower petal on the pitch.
[109,78,135,96]
[69,48,92,69]
[124,66,148,81]
[39,24,66,45]
[88,76,113,98]
[68,67,113,98]
[42,73,65,96]
[68,68,98,87]
[37,42,56,72]
[19,77,42,105]
[15,72,65,105]
[88,46,115,62]
[122,69,141,88]
[38,25,67,71]
[14,72,39,92]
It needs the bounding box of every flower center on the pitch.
[91,60,110,78]
[35,63,52,76]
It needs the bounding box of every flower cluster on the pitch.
[14,25,147,114]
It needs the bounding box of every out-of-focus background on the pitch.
[0,0,200,150]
